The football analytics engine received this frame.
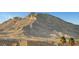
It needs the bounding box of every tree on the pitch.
[16,42,20,46]
[69,38,75,46]
[59,36,66,46]
[60,36,66,43]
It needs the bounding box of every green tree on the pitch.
[69,38,75,46]
[59,36,66,46]
[60,36,66,43]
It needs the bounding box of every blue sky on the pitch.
[0,12,79,25]
[49,12,79,25]
[0,12,30,23]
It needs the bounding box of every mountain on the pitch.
[0,13,79,39]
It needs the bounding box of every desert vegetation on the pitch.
[0,37,78,46]
[68,38,75,46]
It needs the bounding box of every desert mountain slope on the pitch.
[22,13,79,38]
[0,13,79,39]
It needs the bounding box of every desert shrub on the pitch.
[60,36,66,44]
[58,36,67,46]
[69,38,75,46]
[16,42,20,46]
